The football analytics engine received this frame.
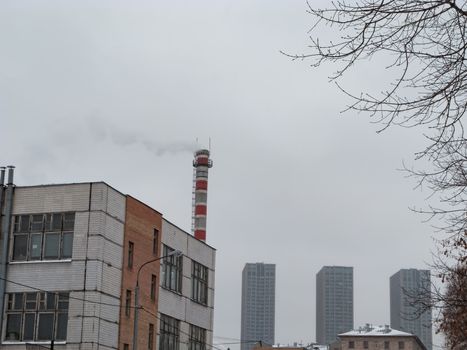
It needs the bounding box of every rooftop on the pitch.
[339,325,412,337]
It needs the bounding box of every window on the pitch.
[161,245,182,293]
[348,341,355,349]
[384,341,390,349]
[192,261,208,305]
[125,290,131,317]
[128,241,134,268]
[363,341,368,349]
[398,341,405,349]
[124,344,129,350]
[153,229,159,255]
[12,213,75,261]
[4,292,69,341]
[159,314,180,350]
[148,323,154,350]
[189,324,206,350]
[151,275,157,301]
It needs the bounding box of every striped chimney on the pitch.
[192,149,213,242]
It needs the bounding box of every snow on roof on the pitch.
[339,325,413,337]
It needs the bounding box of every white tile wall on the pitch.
[160,218,216,347]
[3,182,126,350]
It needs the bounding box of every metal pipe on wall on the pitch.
[0,166,15,338]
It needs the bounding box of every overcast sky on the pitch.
[0,0,440,348]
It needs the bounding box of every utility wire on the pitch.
[0,275,239,349]
[213,342,259,345]
[0,275,130,309]
[139,306,226,350]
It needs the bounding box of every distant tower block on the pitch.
[192,149,213,241]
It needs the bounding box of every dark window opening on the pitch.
[125,290,132,317]
[151,275,157,301]
[153,229,159,256]
[128,241,134,268]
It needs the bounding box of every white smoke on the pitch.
[88,116,199,156]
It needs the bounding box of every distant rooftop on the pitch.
[339,325,412,337]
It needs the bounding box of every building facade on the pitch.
[0,174,215,350]
[157,218,215,350]
[316,266,353,345]
[334,325,427,350]
[240,263,276,350]
[390,269,432,350]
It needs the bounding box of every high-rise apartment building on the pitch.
[241,263,276,350]
[0,168,215,350]
[316,266,353,345]
[390,269,432,350]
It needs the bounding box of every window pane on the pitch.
[62,232,73,258]
[13,216,21,233]
[58,293,69,310]
[153,229,159,255]
[23,313,35,341]
[5,314,21,341]
[37,313,54,340]
[52,213,62,231]
[13,235,28,261]
[125,290,131,316]
[19,215,30,232]
[128,241,134,268]
[46,292,56,310]
[44,214,53,231]
[30,234,42,260]
[39,292,47,310]
[13,293,24,310]
[31,214,44,232]
[56,312,68,340]
[44,233,60,259]
[25,293,37,310]
[63,213,75,231]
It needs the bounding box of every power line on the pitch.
[0,275,228,349]
[213,342,259,345]
[0,275,128,309]
[140,306,227,350]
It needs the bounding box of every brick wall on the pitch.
[118,196,162,350]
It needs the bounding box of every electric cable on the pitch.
[0,275,241,349]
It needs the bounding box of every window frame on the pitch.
[11,213,75,262]
[153,229,159,256]
[4,291,69,342]
[191,261,208,305]
[128,241,134,269]
[161,245,182,293]
[159,314,180,350]
[189,324,206,350]
[151,274,157,301]
[148,323,154,350]
[125,290,132,317]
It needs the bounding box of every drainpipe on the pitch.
[0,166,15,338]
